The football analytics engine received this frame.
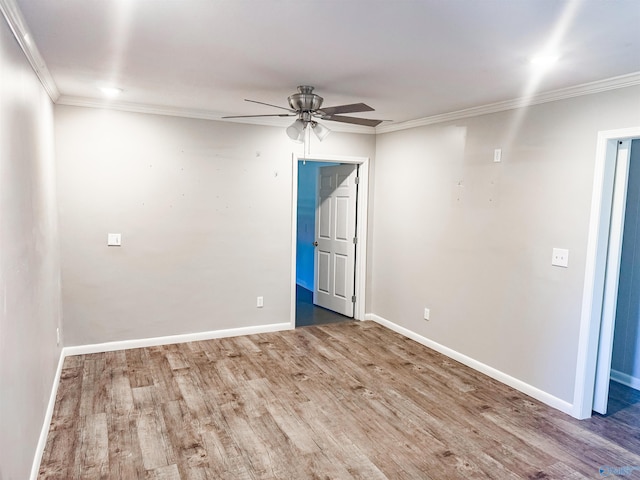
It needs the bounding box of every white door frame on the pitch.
[592,139,632,414]
[574,127,640,419]
[289,153,370,328]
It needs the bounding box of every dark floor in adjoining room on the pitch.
[597,379,640,423]
[295,284,352,327]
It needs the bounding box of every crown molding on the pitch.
[57,95,234,121]
[61,71,640,136]
[0,0,60,101]
[57,95,377,134]
[376,72,640,134]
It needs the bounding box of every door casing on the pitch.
[592,139,632,414]
[574,127,640,419]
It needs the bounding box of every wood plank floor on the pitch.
[38,321,640,479]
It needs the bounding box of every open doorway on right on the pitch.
[606,139,640,413]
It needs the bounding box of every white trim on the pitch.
[0,0,60,101]
[57,95,227,122]
[290,154,370,326]
[58,72,640,136]
[29,349,65,480]
[56,96,376,134]
[593,140,632,414]
[366,313,574,416]
[290,153,299,330]
[574,127,640,419]
[62,322,292,357]
[376,72,640,134]
[611,369,640,391]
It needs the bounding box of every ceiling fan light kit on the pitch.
[222,85,384,143]
[286,118,306,142]
[311,121,331,141]
[287,119,331,143]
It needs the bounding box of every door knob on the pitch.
[313,241,318,247]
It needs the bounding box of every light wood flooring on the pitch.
[39,321,640,479]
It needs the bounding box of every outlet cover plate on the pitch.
[108,233,122,246]
[552,248,569,268]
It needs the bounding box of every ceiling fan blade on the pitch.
[222,113,295,119]
[245,99,296,112]
[321,115,383,127]
[319,103,374,116]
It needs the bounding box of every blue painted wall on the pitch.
[296,161,337,290]
[612,139,640,384]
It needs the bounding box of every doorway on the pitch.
[611,140,640,386]
[295,160,347,327]
[289,154,370,329]
[575,128,640,419]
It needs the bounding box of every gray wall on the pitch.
[0,16,62,480]
[372,86,640,403]
[55,105,376,346]
[612,139,640,382]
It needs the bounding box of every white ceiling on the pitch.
[10,0,640,130]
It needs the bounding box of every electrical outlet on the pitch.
[424,308,430,320]
[494,148,502,163]
[552,248,569,268]
[56,327,60,346]
[257,296,264,308]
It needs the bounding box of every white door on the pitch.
[593,139,632,414]
[314,164,358,317]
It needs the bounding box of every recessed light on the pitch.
[99,86,123,98]
[530,53,559,68]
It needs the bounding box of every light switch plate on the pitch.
[552,248,569,268]
[494,148,502,163]
[107,233,122,246]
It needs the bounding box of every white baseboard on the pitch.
[365,313,574,417]
[63,322,293,356]
[611,369,640,391]
[30,349,66,480]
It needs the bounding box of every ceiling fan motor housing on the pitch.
[288,85,323,112]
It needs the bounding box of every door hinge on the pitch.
[353,237,358,244]
[351,295,356,303]
[355,176,360,185]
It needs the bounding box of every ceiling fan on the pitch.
[222,85,384,142]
